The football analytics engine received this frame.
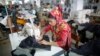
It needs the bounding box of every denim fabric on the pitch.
[19,35,51,50]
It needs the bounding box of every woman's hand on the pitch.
[38,40,58,46]
[39,40,49,45]
[36,37,43,42]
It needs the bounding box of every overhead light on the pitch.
[24,0,30,3]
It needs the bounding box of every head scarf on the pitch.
[57,4,62,13]
[50,5,63,24]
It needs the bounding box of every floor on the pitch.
[0,30,12,56]
[0,39,12,56]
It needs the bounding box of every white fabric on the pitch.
[34,28,40,40]
[34,0,41,8]
[78,25,85,30]
[0,17,3,21]
[60,0,65,5]
[70,9,93,24]
[86,31,93,39]
[9,22,40,49]
[21,23,40,40]
[9,32,27,50]
[32,9,36,15]
[43,8,52,12]
[21,23,35,36]
[24,13,36,20]
[0,16,14,28]
[18,10,36,20]
[0,16,8,26]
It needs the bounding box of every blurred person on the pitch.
[57,4,62,13]
[0,3,6,18]
[50,5,63,24]
[39,17,71,50]
[8,1,13,15]
[11,5,20,29]
[38,7,72,52]
[33,1,38,11]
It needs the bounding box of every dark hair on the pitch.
[34,18,40,26]
[48,13,55,19]
[46,3,50,5]
[14,5,19,9]
[0,5,5,13]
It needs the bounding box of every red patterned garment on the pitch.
[43,21,71,51]
[43,5,72,51]
[50,6,63,24]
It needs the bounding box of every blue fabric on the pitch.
[19,35,51,50]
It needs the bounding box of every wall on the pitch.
[41,0,51,3]
[77,0,84,10]
[71,0,84,11]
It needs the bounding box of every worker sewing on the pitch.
[38,6,72,51]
